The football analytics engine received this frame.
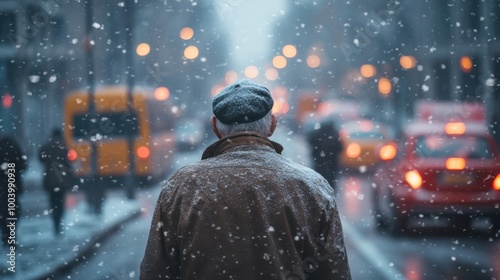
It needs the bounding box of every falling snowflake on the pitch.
[29,75,40,83]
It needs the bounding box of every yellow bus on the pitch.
[63,85,176,186]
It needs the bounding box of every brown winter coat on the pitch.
[140,132,351,279]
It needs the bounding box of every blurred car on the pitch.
[372,120,500,235]
[338,119,394,172]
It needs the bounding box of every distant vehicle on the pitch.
[295,96,371,133]
[175,118,206,151]
[338,119,394,172]
[372,120,500,235]
[414,101,487,125]
[63,85,176,186]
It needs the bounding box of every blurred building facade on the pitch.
[1,0,229,156]
[271,0,499,136]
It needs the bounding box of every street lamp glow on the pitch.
[225,71,238,84]
[244,65,259,79]
[154,87,170,101]
[180,27,194,40]
[282,45,297,58]
[378,77,392,96]
[136,43,151,56]
[184,45,199,59]
[306,55,321,68]
[272,55,287,69]
[360,64,376,78]
[265,68,279,81]
[400,55,416,69]
[460,56,473,73]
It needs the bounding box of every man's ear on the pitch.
[210,116,223,139]
[268,114,277,137]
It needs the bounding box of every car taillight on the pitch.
[445,122,466,135]
[379,144,397,161]
[67,149,77,161]
[493,174,500,191]
[405,170,422,189]
[137,146,150,160]
[346,143,361,158]
[445,157,466,170]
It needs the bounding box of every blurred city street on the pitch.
[2,127,496,279]
[1,0,500,279]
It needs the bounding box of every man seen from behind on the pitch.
[140,80,351,279]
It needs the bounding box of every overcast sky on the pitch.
[215,0,287,72]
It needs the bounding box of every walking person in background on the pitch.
[39,128,74,235]
[140,80,351,279]
[307,118,343,192]
[0,134,26,247]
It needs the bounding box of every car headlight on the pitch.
[405,170,422,189]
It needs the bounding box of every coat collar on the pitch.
[202,132,283,160]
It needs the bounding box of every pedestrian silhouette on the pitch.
[307,119,343,192]
[86,177,105,216]
[39,128,74,235]
[0,134,26,247]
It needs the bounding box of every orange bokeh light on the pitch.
[400,55,416,69]
[225,71,238,84]
[272,99,289,114]
[180,27,194,40]
[136,43,151,56]
[346,143,361,158]
[493,174,500,190]
[184,45,199,59]
[265,68,279,81]
[445,122,466,135]
[137,146,151,159]
[378,77,392,95]
[306,55,321,68]
[379,144,397,161]
[244,65,259,79]
[460,56,473,73]
[272,55,287,69]
[446,158,466,170]
[405,170,423,189]
[360,64,376,78]
[154,87,170,101]
[282,45,297,58]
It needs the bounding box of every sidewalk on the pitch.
[0,159,143,280]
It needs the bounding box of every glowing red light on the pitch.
[67,149,78,161]
[2,93,13,109]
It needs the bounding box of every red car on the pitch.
[372,121,500,235]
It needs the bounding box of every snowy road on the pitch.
[65,187,159,280]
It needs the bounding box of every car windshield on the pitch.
[415,135,495,159]
[72,112,139,139]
